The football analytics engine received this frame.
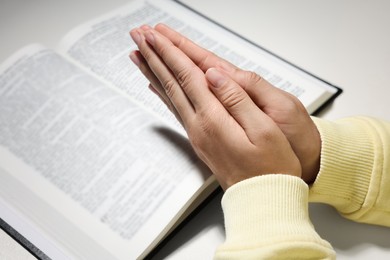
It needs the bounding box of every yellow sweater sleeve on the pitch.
[310,116,390,226]
[215,116,389,259]
[215,175,335,259]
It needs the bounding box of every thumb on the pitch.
[205,68,272,140]
[220,68,291,110]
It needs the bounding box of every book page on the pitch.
[59,0,338,117]
[0,45,211,259]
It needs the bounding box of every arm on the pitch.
[129,25,335,259]
[153,24,390,227]
[129,25,301,190]
[153,24,321,184]
[310,116,390,227]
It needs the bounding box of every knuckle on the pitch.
[156,40,175,59]
[244,71,263,87]
[219,87,246,109]
[175,65,195,87]
[255,125,279,144]
[283,93,307,113]
[161,78,177,99]
[260,126,276,140]
[187,109,218,150]
[176,35,188,50]
[157,46,169,60]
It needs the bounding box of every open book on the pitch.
[0,0,341,259]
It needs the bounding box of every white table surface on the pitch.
[1,0,389,259]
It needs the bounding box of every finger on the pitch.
[154,24,291,109]
[130,28,195,124]
[228,69,296,111]
[155,23,237,74]
[130,50,182,123]
[206,68,274,143]
[141,28,215,110]
[130,50,172,108]
[130,49,182,119]
[147,83,184,126]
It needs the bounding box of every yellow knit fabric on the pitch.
[215,175,335,259]
[310,116,390,226]
[215,117,390,259]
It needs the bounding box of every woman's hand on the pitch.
[151,24,321,184]
[129,25,301,190]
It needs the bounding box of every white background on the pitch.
[0,0,389,259]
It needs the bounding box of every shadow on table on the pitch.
[310,203,390,255]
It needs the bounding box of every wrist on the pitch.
[297,117,321,184]
[302,121,321,183]
[220,175,328,246]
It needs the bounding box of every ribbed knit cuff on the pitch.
[310,117,376,214]
[221,175,324,248]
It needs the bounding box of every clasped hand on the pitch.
[129,24,321,190]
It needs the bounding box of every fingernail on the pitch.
[144,31,155,45]
[130,30,141,45]
[206,68,226,88]
[129,51,141,67]
[141,24,151,30]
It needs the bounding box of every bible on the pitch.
[0,0,341,259]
